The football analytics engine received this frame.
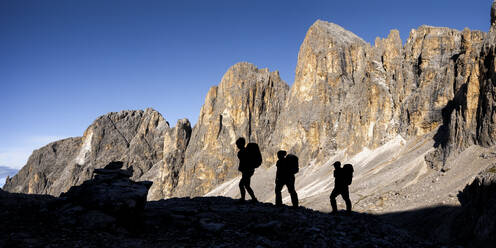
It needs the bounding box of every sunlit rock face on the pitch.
[269,20,486,169]
[270,21,406,167]
[270,21,371,165]
[400,26,486,170]
[168,19,491,197]
[4,108,170,196]
[401,26,465,137]
[145,118,191,200]
[173,62,289,196]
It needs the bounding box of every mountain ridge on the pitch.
[0,165,17,187]
[4,3,496,222]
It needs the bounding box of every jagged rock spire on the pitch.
[492,1,496,27]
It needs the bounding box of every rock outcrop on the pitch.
[270,21,372,164]
[0,166,19,188]
[3,137,83,194]
[477,5,496,148]
[271,21,486,170]
[59,161,153,217]
[378,164,496,248]
[145,118,191,199]
[174,63,289,196]
[452,165,496,247]
[4,108,169,196]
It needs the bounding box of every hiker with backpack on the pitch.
[236,137,261,202]
[275,150,299,207]
[330,161,353,213]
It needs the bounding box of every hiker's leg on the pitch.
[245,173,257,201]
[342,187,352,212]
[287,177,298,207]
[275,181,283,206]
[330,188,339,212]
[239,174,246,200]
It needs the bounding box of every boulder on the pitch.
[60,162,153,217]
[452,165,496,247]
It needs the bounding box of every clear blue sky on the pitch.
[0,0,490,169]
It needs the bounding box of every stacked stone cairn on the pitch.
[57,161,152,228]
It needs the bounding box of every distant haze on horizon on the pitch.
[0,0,490,170]
[0,165,18,187]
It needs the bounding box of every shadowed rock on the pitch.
[452,165,496,247]
[0,192,436,248]
[59,161,153,218]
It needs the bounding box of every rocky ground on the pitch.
[0,161,439,248]
[2,160,495,248]
[207,134,496,216]
[0,191,438,248]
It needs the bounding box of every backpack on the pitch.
[343,164,354,185]
[246,143,262,169]
[285,154,299,174]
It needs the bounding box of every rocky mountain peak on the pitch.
[3,108,172,196]
[144,118,192,200]
[169,62,289,197]
[374,29,401,47]
[220,62,278,85]
[311,20,367,45]
[489,1,496,26]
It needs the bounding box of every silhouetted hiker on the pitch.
[330,161,353,213]
[236,137,260,202]
[275,150,299,207]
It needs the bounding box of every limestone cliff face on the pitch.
[4,108,170,195]
[173,63,289,196]
[270,21,372,165]
[403,27,486,169]
[477,5,496,147]
[145,118,191,200]
[270,20,485,169]
[402,26,463,137]
[440,29,485,148]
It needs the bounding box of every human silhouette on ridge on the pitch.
[329,161,353,213]
[275,150,299,207]
[236,137,261,202]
